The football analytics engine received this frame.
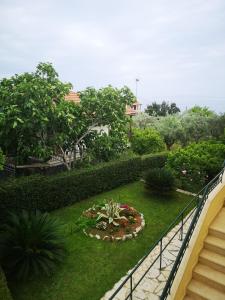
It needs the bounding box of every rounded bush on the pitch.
[0,210,65,280]
[145,168,175,194]
[131,128,165,155]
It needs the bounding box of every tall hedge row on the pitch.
[0,153,167,216]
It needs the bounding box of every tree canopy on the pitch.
[131,128,165,155]
[0,63,135,169]
[145,101,180,117]
[0,62,72,163]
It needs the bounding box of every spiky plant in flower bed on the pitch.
[97,199,128,226]
[0,210,65,280]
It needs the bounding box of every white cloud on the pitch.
[0,0,225,112]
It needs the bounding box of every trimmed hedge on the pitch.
[0,266,13,300]
[0,153,167,215]
[141,152,168,172]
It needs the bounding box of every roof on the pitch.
[65,91,80,103]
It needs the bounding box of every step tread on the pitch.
[205,235,225,249]
[200,249,225,268]
[194,263,225,286]
[187,279,225,299]
[210,209,225,233]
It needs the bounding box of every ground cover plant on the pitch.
[80,200,144,241]
[8,181,191,300]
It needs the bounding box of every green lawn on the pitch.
[9,181,191,300]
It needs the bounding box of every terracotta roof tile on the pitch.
[65,91,80,103]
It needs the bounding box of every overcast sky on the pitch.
[0,0,225,112]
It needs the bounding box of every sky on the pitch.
[0,0,225,113]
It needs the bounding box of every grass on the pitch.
[9,181,192,300]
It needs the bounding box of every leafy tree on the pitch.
[132,112,157,129]
[181,112,212,143]
[87,131,128,162]
[145,101,180,117]
[131,128,165,155]
[208,113,225,140]
[154,115,183,150]
[0,63,72,164]
[0,63,135,169]
[187,106,215,117]
[54,86,135,169]
[166,141,225,190]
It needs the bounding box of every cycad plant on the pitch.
[0,210,66,280]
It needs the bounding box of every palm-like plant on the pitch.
[0,210,65,280]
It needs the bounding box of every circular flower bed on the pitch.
[82,200,145,241]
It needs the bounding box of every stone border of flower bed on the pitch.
[83,213,145,242]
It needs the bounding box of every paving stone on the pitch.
[146,293,160,300]
[140,280,158,292]
[133,289,146,300]
[155,281,166,295]
[147,268,160,279]
[100,210,195,300]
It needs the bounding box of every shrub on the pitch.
[0,210,65,280]
[141,152,168,173]
[166,141,225,191]
[145,168,175,194]
[131,128,165,155]
[0,157,141,215]
[0,153,168,217]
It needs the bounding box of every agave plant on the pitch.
[0,210,66,280]
[97,199,127,226]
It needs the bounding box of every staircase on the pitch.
[184,206,225,300]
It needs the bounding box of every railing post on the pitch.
[160,238,162,270]
[130,275,133,300]
[180,213,184,241]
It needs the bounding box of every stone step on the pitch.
[204,235,225,256]
[187,279,225,300]
[209,208,225,240]
[200,249,225,274]
[193,264,225,293]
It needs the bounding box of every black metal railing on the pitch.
[108,165,225,300]
[160,167,224,299]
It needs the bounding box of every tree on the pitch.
[131,128,165,155]
[0,63,72,164]
[86,130,128,162]
[145,101,180,117]
[181,111,212,143]
[187,106,215,117]
[53,86,135,169]
[0,63,136,170]
[154,115,183,150]
[132,112,157,129]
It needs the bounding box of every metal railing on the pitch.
[160,166,224,299]
[109,165,225,300]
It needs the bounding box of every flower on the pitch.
[120,204,130,209]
